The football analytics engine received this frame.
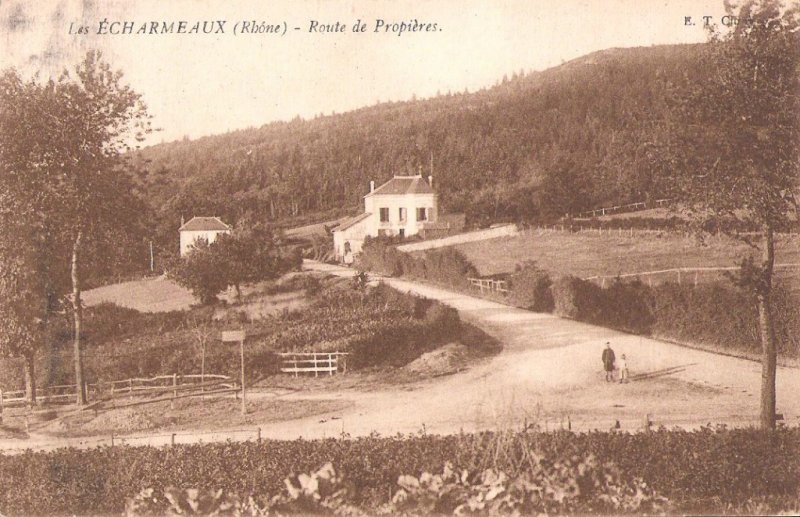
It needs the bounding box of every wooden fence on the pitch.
[468,278,509,294]
[584,263,800,287]
[572,198,672,219]
[277,352,349,377]
[0,374,234,409]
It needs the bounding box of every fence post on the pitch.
[0,389,3,425]
[677,270,682,284]
[329,354,334,376]
[172,373,177,409]
[129,379,133,399]
[171,433,176,446]
[258,427,262,443]
[694,271,699,287]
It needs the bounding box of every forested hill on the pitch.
[134,43,705,246]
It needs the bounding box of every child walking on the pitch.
[618,354,629,383]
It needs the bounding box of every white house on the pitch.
[333,174,439,262]
[179,216,231,256]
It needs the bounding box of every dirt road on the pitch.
[286,261,799,436]
[2,260,797,452]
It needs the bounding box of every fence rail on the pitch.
[277,352,348,377]
[584,263,800,287]
[468,278,509,294]
[1,373,234,408]
[571,198,672,219]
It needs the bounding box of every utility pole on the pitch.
[149,240,154,272]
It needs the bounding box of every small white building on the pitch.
[179,216,231,256]
[333,174,438,262]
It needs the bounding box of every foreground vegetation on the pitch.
[1,426,798,515]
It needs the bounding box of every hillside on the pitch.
[134,44,706,250]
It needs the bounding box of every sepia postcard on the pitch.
[1,0,798,515]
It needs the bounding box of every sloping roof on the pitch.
[333,212,371,232]
[179,216,231,232]
[367,175,434,197]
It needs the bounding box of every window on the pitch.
[380,207,389,222]
[416,207,428,221]
[399,207,407,222]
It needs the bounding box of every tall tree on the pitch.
[0,70,71,405]
[0,52,151,405]
[58,52,151,404]
[669,0,799,429]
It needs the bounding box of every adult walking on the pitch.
[602,342,616,382]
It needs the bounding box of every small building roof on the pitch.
[179,216,231,232]
[333,212,372,232]
[367,175,434,197]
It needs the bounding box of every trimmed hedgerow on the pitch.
[548,276,799,357]
[358,237,478,290]
[1,427,798,515]
[508,261,554,312]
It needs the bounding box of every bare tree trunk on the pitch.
[72,231,87,405]
[23,351,36,407]
[758,225,777,430]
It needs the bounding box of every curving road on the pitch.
[2,260,797,452]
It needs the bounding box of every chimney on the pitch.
[370,180,375,193]
[181,215,185,227]
[428,175,433,188]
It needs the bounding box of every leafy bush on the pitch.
[599,279,654,334]
[166,239,229,305]
[358,238,479,290]
[391,458,667,515]
[2,427,799,515]
[509,261,554,312]
[551,275,602,320]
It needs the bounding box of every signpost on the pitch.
[221,330,247,415]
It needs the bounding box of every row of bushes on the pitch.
[1,427,798,514]
[356,237,799,357]
[357,236,479,290]
[508,261,800,356]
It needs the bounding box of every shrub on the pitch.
[551,276,602,321]
[358,238,479,290]
[422,248,479,289]
[601,279,654,334]
[509,261,554,312]
[2,428,799,515]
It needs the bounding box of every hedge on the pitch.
[358,237,478,290]
[548,275,799,357]
[1,427,798,515]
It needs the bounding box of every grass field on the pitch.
[453,230,800,287]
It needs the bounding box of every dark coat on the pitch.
[602,347,616,371]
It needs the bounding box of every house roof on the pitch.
[367,175,434,197]
[179,216,231,232]
[333,212,372,232]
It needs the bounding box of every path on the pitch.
[2,260,798,452]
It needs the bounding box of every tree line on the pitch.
[134,44,706,252]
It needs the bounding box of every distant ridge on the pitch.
[134,43,707,248]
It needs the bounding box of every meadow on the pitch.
[453,229,800,288]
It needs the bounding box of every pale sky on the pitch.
[0,0,729,146]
